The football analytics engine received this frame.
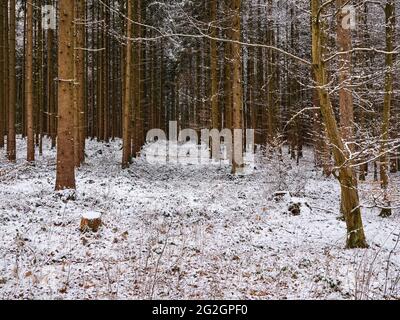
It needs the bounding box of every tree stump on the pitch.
[80,212,102,232]
[288,203,301,216]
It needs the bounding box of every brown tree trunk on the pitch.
[231,0,243,174]
[4,0,9,151]
[311,0,367,249]
[266,0,277,144]
[133,0,143,157]
[26,0,35,161]
[337,0,356,217]
[210,0,219,130]
[37,0,44,156]
[379,0,395,218]
[74,0,86,167]
[223,8,232,131]
[55,0,76,191]
[103,0,110,143]
[336,0,355,149]
[0,0,4,149]
[122,0,133,169]
[46,1,56,149]
[8,0,16,162]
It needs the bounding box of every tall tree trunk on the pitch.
[74,0,86,166]
[8,0,16,162]
[223,4,232,130]
[4,0,9,150]
[46,0,56,149]
[122,0,133,169]
[379,0,395,218]
[337,0,356,217]
[37,0,44,156]
[55,0,76,191]
[103,0,110,143]
[210,0,219,130]
[133,0,143,157]
[231,0,243,174]
[26,0,35,161]
[266,0,277,144]
[0,0,5,149]
[336,0,355,148]
[311,0,367,249]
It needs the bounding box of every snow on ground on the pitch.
[1,137,400,300]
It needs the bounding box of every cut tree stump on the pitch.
[80,212,102,232]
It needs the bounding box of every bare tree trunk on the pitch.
[8,0,16,162]
[266,0,277,145]
[231,0,243,174]
[26,0,35,161]
[223,4,232,131]
[311,0,367,249]
[379,0,395,218]
[122,0,133,169]
[336,0,356,217]
[133,0,143,157]
[56,0,76,191]
[210,0,219,130]
[46,0,56,149]
[336,0,355,149]
[103,0,110,143]
[0,0,5,149]
[74,0,86,167]
[4,0,9,151]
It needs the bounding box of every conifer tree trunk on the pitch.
[55,0,76,191]
[379,0,395,218]
[210,0,219,130]
[46,0,56,149]
[133,0,143,157]
[26,0,35,161]
[0,0,4,149]
[223,4,232,131]
[103,0,110,143]
[8,0,16,162]
[231,0,243,174]
[74,0,86,166]
[122,0,133,169]
[4,0,9,150]
[37,0,44,156]
[266,0,277,144]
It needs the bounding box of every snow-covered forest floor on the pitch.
[1,138,400,300]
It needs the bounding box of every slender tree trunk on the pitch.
[37,0,44,156]
[266,0,277,144]
[8,0,16,162]
[133,0,143,157]
[0,0,5,149]
[46,1,56,149]
[103,0,110,143]
[4,0,9,150]
[210,0,219,130]
[122,0,133,169]
[74,0,86,167]
[55,0,76,191]
[336,0,355,149]
[379,0,395,218]
[26,0,35,161]
[231,0,243,174]
[223,6,232,130]
[337,0,356,217]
